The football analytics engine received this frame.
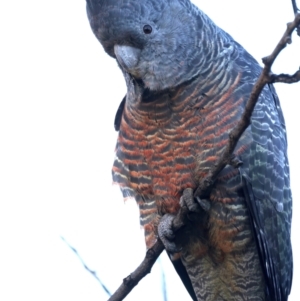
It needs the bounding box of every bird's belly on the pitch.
[182,239,265,301]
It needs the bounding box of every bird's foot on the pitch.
[180,188,210,213]
[158,188,210,253]
[157,214,181,253]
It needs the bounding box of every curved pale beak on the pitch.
[114,45,141,75]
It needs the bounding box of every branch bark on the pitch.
[108,240,164,301]
[292,0,300,35]
[107,12,300,301]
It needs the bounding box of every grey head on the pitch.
[86,0,216,91]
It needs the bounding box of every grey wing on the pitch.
[241,83,293,301]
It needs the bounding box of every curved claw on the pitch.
[158,214,181,253]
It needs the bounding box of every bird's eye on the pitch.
[143,25,152,34]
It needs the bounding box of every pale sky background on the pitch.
[0,0,299,300]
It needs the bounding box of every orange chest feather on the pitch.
[117,113,199,201]
[113,74,244,214]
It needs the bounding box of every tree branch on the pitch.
[270,69,300,83]
[107,12,300,301]
[292,0,300,35]
[61,236,112,297]
[107,240,164,301]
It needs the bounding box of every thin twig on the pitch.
[61,236,112,297]
[107,13,300,301]
[292,0,299,13]
[159,257,168,301]
[291,0,300,35]
[270,69,300,83]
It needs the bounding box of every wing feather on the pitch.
[241,84,292,301]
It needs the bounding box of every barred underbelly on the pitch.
[180,184,265,301]
[208,196,252,253]
[183,241,265,301]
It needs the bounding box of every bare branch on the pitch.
[292,0,300,13]
[107,12,300,301]
[291,0,300,35]
[107,240,164,301]
[270,69,300,83]
[262,13,300,68]
[61,236,112,297]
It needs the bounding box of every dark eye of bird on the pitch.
[143,25,152,34]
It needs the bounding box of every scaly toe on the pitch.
[158,214,181,253]
[180,188,200,212]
